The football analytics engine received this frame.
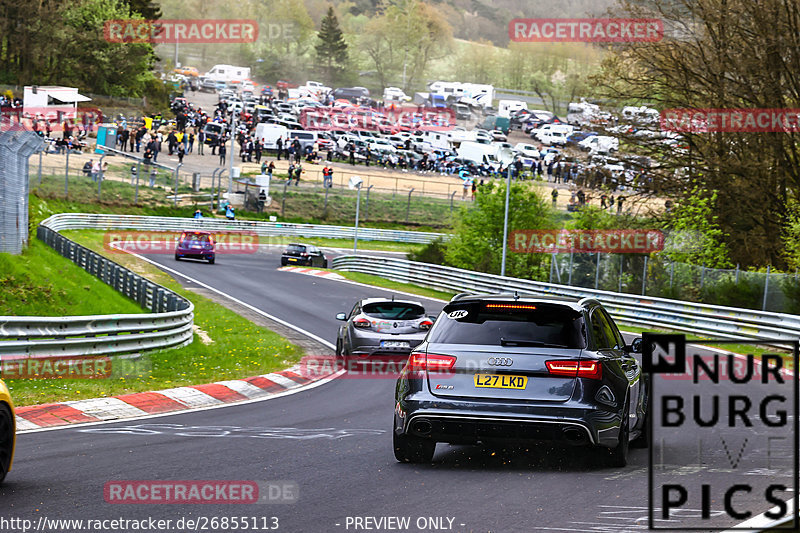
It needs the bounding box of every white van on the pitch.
[421,130,451,151]
[255,123,288,149]
[498,99,528,118]
[567,101,600,126]
[203,64,251,83]
[288,130,318,150]
[457,141,501,169]
[533,123,573,142]
[579,135,619,154]
[538,130,569,146]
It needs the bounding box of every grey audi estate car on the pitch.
[393,293,647,465]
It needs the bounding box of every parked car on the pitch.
[392,293,647,465]
[173,66,200,77]
[0,378,15,484]
[200,78,217,92]
[280,243,327,267]
[175,231,215,263]
[335,298,434,359]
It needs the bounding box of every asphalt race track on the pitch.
[1,248,794,532]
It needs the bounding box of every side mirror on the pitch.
[627,337,643,354]
[335,312,347,321]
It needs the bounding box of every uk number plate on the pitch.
[474,374,527,389]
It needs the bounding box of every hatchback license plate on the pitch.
[474,374,527,389]
[380,341,410,348]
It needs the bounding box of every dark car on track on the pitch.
[280,243,327,267]
[335,298,434,359]
[174,231,215,263]
[393,293,647,465]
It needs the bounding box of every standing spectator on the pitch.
[600,193,608,209]
[255,139,262,164]
[616,195,625,214]
[577,189,586,206]
[471,179,477,200]
[276,137,283,160]
[167,130,177,155]
[267,160,275,180]
[197,129,205,155]
[219,142,226,165]
[187,132,195,154]
[91,159,101,182]
[293,163,303,185]
[119,128,129,151]
[551,188,558,207]
[177,144,185,164]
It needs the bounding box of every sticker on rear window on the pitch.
[447,310,468,319]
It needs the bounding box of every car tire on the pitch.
[393,428,435,464]
[322,260,328,268]
[280,258,287,266]
[0,403,13,484]
[631,387,649,449]
[604,401,630,467]
[175,254,180,261]
[208,257,215,265]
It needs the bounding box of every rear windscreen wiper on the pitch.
[500,338,567,348]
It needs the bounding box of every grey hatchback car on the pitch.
[335,298,434,359]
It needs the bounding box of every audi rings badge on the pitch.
[487,357,513,366]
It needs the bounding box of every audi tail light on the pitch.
[545,360,602,380]
[353,318,371,329]
[406,352,456,372]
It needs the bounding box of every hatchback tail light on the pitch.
[406,352,456,372]
[418,319,433,331]
[546,360,602,380]
[353,318,371,329]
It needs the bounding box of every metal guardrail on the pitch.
[331,255,800,342]
[40,213,447,244]
[0,224,194,358]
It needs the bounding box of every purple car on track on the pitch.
[175,231,215,264]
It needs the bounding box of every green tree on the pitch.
[445,182,555,279]
[315,6,348,86]
[126,0,161,18]
[662,188,733,269]
[361,0,452,91]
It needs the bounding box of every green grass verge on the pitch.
[333,271,457,302]
[5,232,305,407]
[0,239,143,316]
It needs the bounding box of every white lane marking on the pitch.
[158,387,224,409]
[110,242,335,350]
[17,370,343,434]
[214,379,269,399]
[62,397,149,421]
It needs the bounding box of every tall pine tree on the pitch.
[315,6,348,86]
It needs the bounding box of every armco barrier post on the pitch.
[450,190,457,212]
[97,154,106,201]
[134,161,141,203]
[762,265,770,311]
[406,188,414,223]
[642,255,648,295]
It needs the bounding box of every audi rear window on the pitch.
[362,303,425,320]
[428,303,585,348]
